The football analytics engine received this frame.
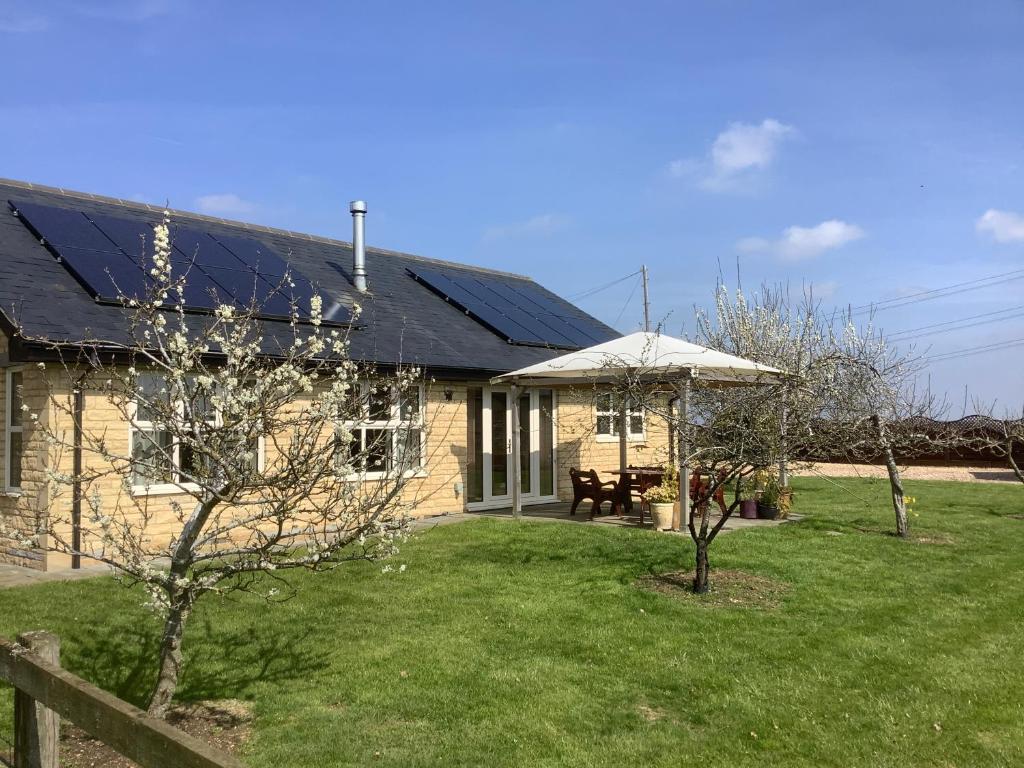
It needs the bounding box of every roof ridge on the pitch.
[0,176,532,281]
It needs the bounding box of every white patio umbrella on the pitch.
[492,331,785,528]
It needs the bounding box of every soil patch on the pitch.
[636,569,788,609]
[60,699,252,768]
[912,533,956,545]
[637,703,667,722]
[852,526,955,545]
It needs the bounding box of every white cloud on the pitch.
[711,119,794,175]
[667,118,795,192]
[194,193,258,218]
[735,236,771,254]
[976,209,1024,243]
[666,158,697,179]
[738,219,865,261]
[810,280,839,300]
[483,213,571,242]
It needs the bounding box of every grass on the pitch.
[2,476,1024,767]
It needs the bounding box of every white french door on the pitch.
[466,386,557,510]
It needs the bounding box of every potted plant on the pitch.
[738,483,759,519]
[757,475,781,520]
[643,467,678,531]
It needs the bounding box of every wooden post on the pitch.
[14,631,60,768]
[510,383,521,518]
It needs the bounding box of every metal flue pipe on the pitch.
[350,200,367,293]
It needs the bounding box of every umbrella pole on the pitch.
[675,377,691,531]
[618,395,629,513]
[778,390,789,486]
[511,383,521,518]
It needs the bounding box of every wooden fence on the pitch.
[1,631,243,768]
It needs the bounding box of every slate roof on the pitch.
[0,178,618,379]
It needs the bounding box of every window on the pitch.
[131,375,175,486]
[595,393,644,440]
[5,369,24,491]
[337,381,424,478]
[129,374,262,491]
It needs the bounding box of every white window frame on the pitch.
[5,367,24,493]
[338,380,426,481]
[129,375,266,496]
[595,392,646,443]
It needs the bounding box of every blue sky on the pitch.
[2,0,1023,409]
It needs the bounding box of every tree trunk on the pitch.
[882,446,909,538]
[693,536,710,594]
[147,599,191,718]
[1007,441,1024,485]
[872,414,909,538]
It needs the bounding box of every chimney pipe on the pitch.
[350,200,367,293]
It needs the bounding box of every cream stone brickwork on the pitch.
[0,339,52,570]
[553,389,671,501]
[0,336,674,570]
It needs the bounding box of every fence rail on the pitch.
[1,631,243,768]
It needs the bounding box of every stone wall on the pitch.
[0,339,51,570]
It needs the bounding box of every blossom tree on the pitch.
[571,332,788,594]
[812,314,951,538]
[697,284,961,539]
[3,212,423,717]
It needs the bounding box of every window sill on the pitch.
[595,434,647,444]
[341,468,428,483]
[131,482,201,498]
[1,489,23,498]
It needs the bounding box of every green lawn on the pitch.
[2,477,1024,767]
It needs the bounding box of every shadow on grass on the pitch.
[60,609,321,709]
[179,620,322,703]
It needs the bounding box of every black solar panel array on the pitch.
[8,199,344,325]
[407,265,616,349]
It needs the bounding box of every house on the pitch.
[0,178,667,571]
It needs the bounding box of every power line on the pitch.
[924,336,1024,364]
[852,266,1024,316]
[566,269,643,302]
[610,274,643,327]
[889,304,1024,341]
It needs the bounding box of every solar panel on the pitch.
[83,211,155,265]
[210,233,292,277]
[80,212,227,308]
[10,200,346,326]
[407,266,616,349]
[9,201,148,301]
[49,246,147,301]
[170,227,248,271]
[11,201,118,253]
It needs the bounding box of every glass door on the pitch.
[518,391,531,495]
[489,389,510,500]
[466,386,557,509]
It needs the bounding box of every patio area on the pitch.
[468,501,797,534]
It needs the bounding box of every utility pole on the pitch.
[641,264,650,332]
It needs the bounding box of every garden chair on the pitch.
[689,468,729,517]
[569,468,619,518]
